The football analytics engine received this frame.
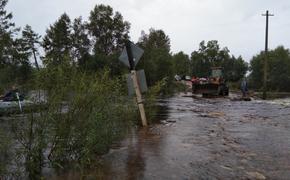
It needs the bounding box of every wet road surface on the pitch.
[55,93,290,180]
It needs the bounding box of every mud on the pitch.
[50,93,290,179]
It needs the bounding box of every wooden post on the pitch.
[131,70,148,126]
[262,10,274,100]
[125,41,148,126]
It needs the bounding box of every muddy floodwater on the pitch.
[52,93,290,179]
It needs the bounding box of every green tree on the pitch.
[10,37,33,83]
[71,17,91,66]
[0,0,16,67]
[0,0,33,89]
[82,53,125,76]
[88,4,130,55]
[191,40,229,77]
[172,51,191,76]
[21,25,41,70]
[249,53,264,89]
[268,46,290,91]
[222,55,248,82]
[249,46,290,91]
[137,29,173,86]
[191,40,247,81]
[43,13,73,66]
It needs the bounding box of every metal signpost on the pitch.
[119,41,144,68]
[126,70,148,96]
[119,41,148,126]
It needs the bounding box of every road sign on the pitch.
[120,40,148,126]
[126,69,148,96]
[119,41,144,68]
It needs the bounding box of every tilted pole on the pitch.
[125,41,148,126]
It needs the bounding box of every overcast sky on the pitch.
[7,0,290,61]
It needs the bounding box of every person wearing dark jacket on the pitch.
[2,86,23,101]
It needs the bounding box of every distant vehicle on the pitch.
[174,75,182,81]
[175,75,191,81]
[185,76,191,81]
[191,67,229,96]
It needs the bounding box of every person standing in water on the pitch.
[241,78,248,98]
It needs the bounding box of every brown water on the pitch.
[52,93,290,179]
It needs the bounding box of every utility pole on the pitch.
[262,10,274,100]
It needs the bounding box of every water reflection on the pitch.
[4,94,290,179]
[125,129,145,180]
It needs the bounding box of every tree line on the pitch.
[249,46,290,92]
[1,1,290,91]
[0,0,248,93]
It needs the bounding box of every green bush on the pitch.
[11,65,137,178]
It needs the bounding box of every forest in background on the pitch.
[1,0,290,92]
[1,0,250,93]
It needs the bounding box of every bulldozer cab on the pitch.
[192,66,229,96]
[211,67,223,78]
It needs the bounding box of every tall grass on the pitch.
[7,65,137,178]
[2,63,169,179]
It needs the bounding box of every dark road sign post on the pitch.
[119,41,144,69]
[119,41,148,126]
[125,41,135,70]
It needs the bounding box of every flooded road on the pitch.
[54,93,290,180]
